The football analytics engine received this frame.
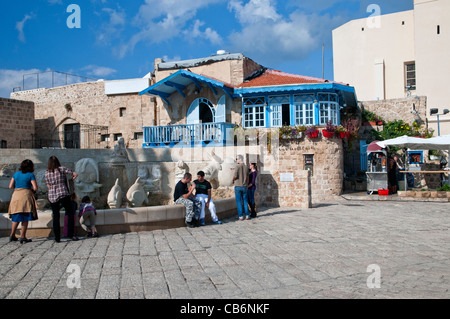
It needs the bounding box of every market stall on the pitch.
[376,135,450,191]
[366,141,389,194]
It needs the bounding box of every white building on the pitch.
[333,0,450,135]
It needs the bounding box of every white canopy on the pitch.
[423,134,450,151]
[376,135,450,151]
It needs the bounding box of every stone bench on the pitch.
[0,198,237,237]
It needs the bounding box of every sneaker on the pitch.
[212,220,222,225]
[185,220,196,228]
[245,215,251,220]
[200,218,206,226]
[238,217,244,221]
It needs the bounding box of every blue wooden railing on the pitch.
[143,123,236,148]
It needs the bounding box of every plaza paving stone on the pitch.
[0,197,449,299]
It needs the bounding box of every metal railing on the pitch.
[21,71,97,91]
[143,123,236,146]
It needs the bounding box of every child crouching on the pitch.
[79,196,98,237]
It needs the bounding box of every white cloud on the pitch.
[16,14,34,43]
[162,55,182,62]
[97,7,127,45]
[184,20,223,45]
[227,1,346,66]
[286,0,355,12]
[228,0,281,24]
[0,69,40,98]
[103,7,126,26]
[118,0,222,58]
[82,65,117,78]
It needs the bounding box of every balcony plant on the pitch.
[335,125,348,138]
[306,125,319,138]
[362,109,384,126]
[322,121,337,138]
[279,125,306,140]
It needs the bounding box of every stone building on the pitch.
[7,52,358,209]
[140,52,357,149]
[11,80,153,149]
[11,52,358,150]
[0,98,35,149]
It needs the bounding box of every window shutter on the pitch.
[215,95,226,123]
[187,99,200,124]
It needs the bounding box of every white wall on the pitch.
[333,10,415,101]
[414,0,450,135]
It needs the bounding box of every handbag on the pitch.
[60,168,75,196]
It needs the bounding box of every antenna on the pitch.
[322,43,325,79]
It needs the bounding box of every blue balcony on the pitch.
[143,123,237,148]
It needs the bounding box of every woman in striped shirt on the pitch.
[45,156,78,243]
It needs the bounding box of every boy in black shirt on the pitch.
[174,173,202,227]
[194,171,222,225]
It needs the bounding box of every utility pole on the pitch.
[322,43,325,79]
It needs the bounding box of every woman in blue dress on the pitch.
[8,159,38,244]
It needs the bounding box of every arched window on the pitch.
[187,98,215,124]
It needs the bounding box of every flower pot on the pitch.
[306,130,319,138]
[339,132,347,139]
[322,130,335,138]
[281,132,303,140]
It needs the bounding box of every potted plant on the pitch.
[362,109,384,126]
[322,121,337,138]
[279,125,305,140]
[335,125,348,138]
[306,125,319,138]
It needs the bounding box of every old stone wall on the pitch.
[259,137,344,207]
[0,98,35,149]
[10,82,155,149]
[360,96,427,125]
[0,138,345,212]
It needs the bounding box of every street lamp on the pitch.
[430,108,450,136]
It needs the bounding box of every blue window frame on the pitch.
[294,94,315,126]
[243,97,266,128]
[269,95,290,128]
[242,92,341,128]
[317,93,339,125]
[409,151,423,164]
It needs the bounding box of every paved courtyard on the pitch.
[0,197,449,300]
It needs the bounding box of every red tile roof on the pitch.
[238,69,343,88]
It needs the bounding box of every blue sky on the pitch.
[0,0,413,98]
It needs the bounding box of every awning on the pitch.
[139,69,234,105]
[376,135,450,151]
[233,82,358,108]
